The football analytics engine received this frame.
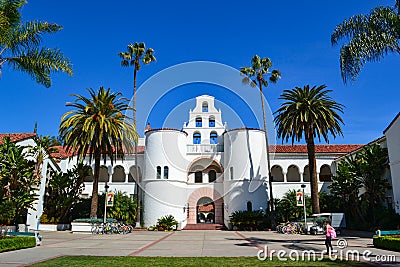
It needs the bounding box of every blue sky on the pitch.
[1,0,399,145]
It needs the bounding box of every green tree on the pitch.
[0,0,72,87]
[119,42,155,227]
[106,191,137,225]
[29,135,58,184]
[331,2,400,83]
[42,162,89,223]
[275,190,311,223]
[59,87,138,218]
[0,136,38,225]
[240,55,281,213]
[274,85,344,214]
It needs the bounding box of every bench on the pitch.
[375,230,400,237]
[5,231,42,246]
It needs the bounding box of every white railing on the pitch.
[187,144,224,153]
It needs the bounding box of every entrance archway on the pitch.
[197,197,214,223]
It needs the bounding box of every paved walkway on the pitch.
[0,230,399,266]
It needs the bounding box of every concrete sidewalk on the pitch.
[0,230,399,266]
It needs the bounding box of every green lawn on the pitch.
[29,256,367,267]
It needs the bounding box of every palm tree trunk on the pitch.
[306,131,320,214]
[90,154,101,218]
[258,82,274,213]
[133,64,141,228]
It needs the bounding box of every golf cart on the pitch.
[309,213,346,235]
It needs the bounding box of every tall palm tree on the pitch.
[274,85,344,214]
[0,0,72,87]
[59,87,138,218]
[331,2,400,83]
[29,135,58,182]
[240,55,281,213]
[119,42,155,227]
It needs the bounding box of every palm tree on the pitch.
[29,135,58,182]
[119,42,155,227]
[59,87,138,218]
[331,2,400,83]
[274,85,344,214]
[0,0,72,87]
[240,55,281,213]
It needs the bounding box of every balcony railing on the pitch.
[187,144,224,153]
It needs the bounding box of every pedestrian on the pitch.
[324,220,336,254]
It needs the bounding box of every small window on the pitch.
[202,102,208,112]
[247,201,252,211]
[156,166,161,179]
[195,117,202,127]
[210,132,218,144]
[193,132,201,144]
[209,117,215,127]
[164,166,169,179]
[230,166,234,180]
[208,170,216,183]
[195,171,202,183]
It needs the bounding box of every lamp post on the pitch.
[104,182,109,224]
[301,184,307,233]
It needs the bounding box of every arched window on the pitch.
[195,171,202,183]
[287,165,300,182]
[247,201,253,211]
[156,166,161,179]
[303,165,310,182]
[230,166,234,180]
[195,117,202,127]
[271,165,284,182]
[99,166,109,182]
[202,102,208,112]
[164,166,169,179]
[193,132,201,144]
[319,165,332,182]
[210,132,218,144]
[208,170,216,183]
[209,116,215,127]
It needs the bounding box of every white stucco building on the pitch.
[2,95,373,230]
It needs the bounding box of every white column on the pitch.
[283,172,287,182]
[125,172,129,183]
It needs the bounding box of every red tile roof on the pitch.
[0,133,36,145]
[51,146,146,159]
[270,144,363,154]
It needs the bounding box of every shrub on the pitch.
[0,236,36,253]
[230,210,267,231]
[156,215,177,231]
[373,236,400,252]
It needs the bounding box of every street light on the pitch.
[301,184,307,233]
[104,182,109,224]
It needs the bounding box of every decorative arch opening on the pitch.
[99,166,109,182]
[271,165,284,182]
[112,165,125,182]
[202,101,208,112]
[193,132,201,144]
[287,165,300,182]
[187,187,223,224]
[319,165,332,182]
[195,117,202,127]
[187,157,223,183]
[210,131,218,144]
[84,168,94,182]
[303,165,310,182]
[247,201,253,211]
[197,197,214,223]
[128,166,141,182]
[209,116,215,127]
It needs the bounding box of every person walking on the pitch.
[324,220,336,254]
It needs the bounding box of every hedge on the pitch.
[0,236,36,253]
[373,236,400,252]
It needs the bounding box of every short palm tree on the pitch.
[331,2,400,83]
[240,55,281,213]
[59,87,138,218]
[119,42,155,227]
[274,85,344,214]
[0,0,72,87]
